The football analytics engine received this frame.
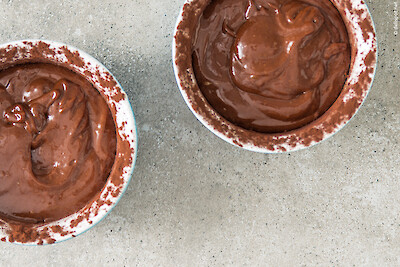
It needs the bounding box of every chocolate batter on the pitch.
[192,0,351,133]
[0,63,116,224]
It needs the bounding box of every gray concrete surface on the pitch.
[0,0,398,266]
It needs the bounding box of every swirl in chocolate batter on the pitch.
[192,0,351,132]
[0,63,116,224]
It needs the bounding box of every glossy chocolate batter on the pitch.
[192,0,351,133]
[0,63,116,223]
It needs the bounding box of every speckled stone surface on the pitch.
[0,0,398,266]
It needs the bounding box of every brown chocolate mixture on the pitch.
[192,0,351,133]
[0,63,116,224]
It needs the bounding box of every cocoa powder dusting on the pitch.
[60,46,85,67]
[70,216,85,229]
[50,225,72,237]
[6,224,54,245]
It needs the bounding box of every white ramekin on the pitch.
[0,40,137,245]
[173,0,377,153]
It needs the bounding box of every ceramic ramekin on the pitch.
[172,0,377,153]
[0,40,137,245]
